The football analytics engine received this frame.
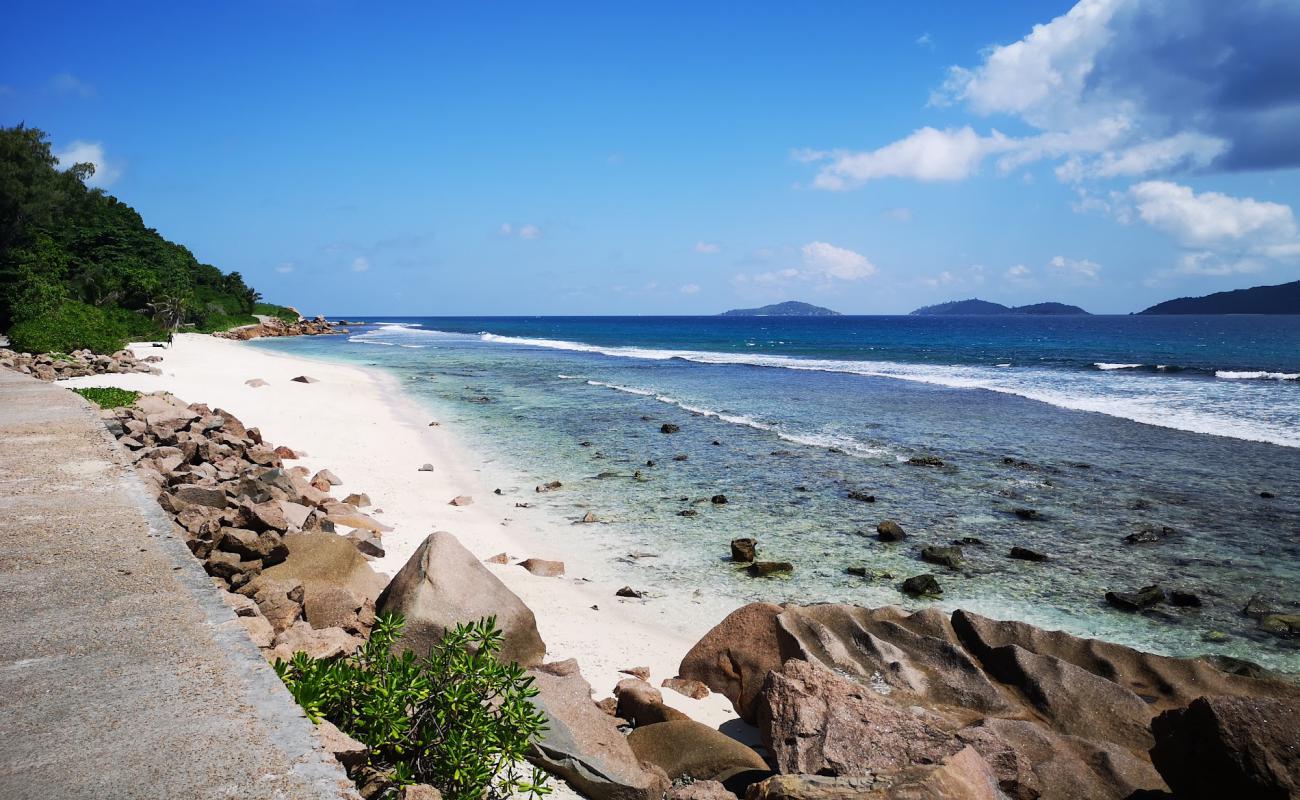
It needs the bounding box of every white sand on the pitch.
[64,334,747,735]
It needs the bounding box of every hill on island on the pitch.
[0,124,292,353]
[1139,280,1300,314]
[720,300,840,317]
[911,298,1090,316]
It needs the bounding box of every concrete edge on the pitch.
[74,389,361,798]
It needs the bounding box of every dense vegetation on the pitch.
[275,614,550,800]
[0,124,291,352]
[1139,279,1300,314]
[72,386,141,409]
[910,298,1090,315]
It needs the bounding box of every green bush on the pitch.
[7,301,141,354]
[275,614,550,800]
[255,302,300,323]
[72,387,140,409]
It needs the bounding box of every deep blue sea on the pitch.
[254,315,1300,671]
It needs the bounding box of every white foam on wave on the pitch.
[1216,370,1299,381]
[1094,362,1143,370]
[477,332,1300,448]
[587,380,896,458]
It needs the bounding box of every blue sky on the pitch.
[3,0,1299,315]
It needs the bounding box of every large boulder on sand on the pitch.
[678,602,785,723]
[626,719,769,783]
[526,662,669,800]
[1150,695,1300,800]
[377,531,546,667]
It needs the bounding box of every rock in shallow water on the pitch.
[876,519,906,541]
[1105,584,1165,611]
[731,537,757,562]
[902,573,942,597]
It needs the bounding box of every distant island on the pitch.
[719,300,840,317]
[1139,279,1300,315]
[911,298,1090,316]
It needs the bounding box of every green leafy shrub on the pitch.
[8,301,137,353]
[72,387,140,409]
[255,302,300,323]
[275,614,550,800]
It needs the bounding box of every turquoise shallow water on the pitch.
[254,315,1300,672]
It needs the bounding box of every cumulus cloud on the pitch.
[54,141,120,187]
[680,283,701,295]
[351,257,370,272]
[1004,264,1035,285]
[1048,255,1102,283]
[734,242,877,286]
[805,0,1300,188]
[694,241,720,254]
[1122,181,1300,279]
[275,263,295,274]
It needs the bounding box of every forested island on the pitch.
[0,125,291,353]
[911,298,1090,316]
[719,300,839,316]
[1139,280,1300,314]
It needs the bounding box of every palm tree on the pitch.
[148,295,185,345]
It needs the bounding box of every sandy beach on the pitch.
[62,333,744,734]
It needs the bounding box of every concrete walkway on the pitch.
[0,370,356,799]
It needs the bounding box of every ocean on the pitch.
[253,314,1300,672]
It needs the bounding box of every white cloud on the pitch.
[884,207,913,223]
[694,241,720,254]
[49,72,94,98]
[804,127,1014,189]
[1048,255,1101,283]
[1004,264,1035,285]
[53,141,120,187]
[275,263,295,274]
[1128,181,1297,247]
[499,223,513,236]
[916,33,934,49]
[519,224,542,239]
[801,241,876,280]
[351,257,370,272]
[680,283,700,295]
[805,0,1300,189]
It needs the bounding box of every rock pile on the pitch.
[214,314,339,340]
[0,347,162,381]
[677,602,1300,799]
[100,391,389,662]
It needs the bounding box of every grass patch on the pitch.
[73,387,140,409]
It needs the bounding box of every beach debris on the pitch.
[449,494,473,506]
[847,489,876,503]
[290,375,319,384]
[1009,546,1048,562]
[616,586,646,598]
[1105,584,1165,611]
[519,558,565,577]
[417,463,435,472]
[876,519,906,541]
[245,378,269,388]
[747,561,793,578]
[312,469,342,486]
[619,666,651,681]
[380,532,546,667]
[1124,524,1177,544]
[343,492,370,507]
[580,510,599,523]
[730,537,757,563]
[710,494,728,505]
[660,423,680,434]
[920,545,964,569]
[536,480,562,492]
[901,573,942,597]
[484,552,509,564]
[1012,507,1041,520]
[907,454,945,467]
[660,677,711,700]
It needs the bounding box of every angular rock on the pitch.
[1008,546,1046,562]
[173,484,228,509]
[527,664,669,800]
[1105,584,1164,611]
[377,532,546,667]
[731,538,757,563]
[661,423,680,434]
[901,574,942,597]
[257,531,387,609]
[614,678,689,726]
[748,561,793,578]
[315,719,368,771]
[347,530,385,559]
[312,469,342,486]
[665,780,734,800]
[662,677,711,700]
[1151,695,1300,800]
[270,622,362,661]
[920,545,964,570]
[245,378,269,388]
[290,375,319,383]
[303,585,372,635]
[876,520,906,542]
[679,602,785,723]
[236,613,275,648]
[520,558,566,577]
[343,492,371,507]
[627,719,769,782]
[217,527,288,566]
[449,494,473,506]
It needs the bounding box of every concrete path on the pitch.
[0,370,356,799]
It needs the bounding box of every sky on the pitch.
[3,0,1300,315]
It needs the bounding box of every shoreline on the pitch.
[61,333,744,732]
